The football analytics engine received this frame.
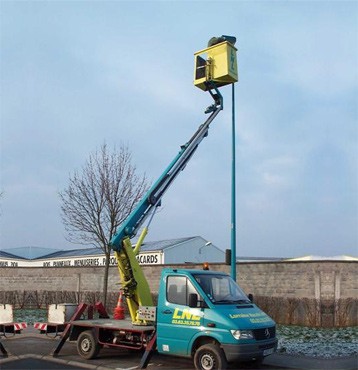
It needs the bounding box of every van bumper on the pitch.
[221,339,278,363]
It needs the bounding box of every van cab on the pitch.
[156,268,277,369]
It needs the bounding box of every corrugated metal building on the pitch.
[0,236,225,267]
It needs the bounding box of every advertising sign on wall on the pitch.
[0,252,163,268]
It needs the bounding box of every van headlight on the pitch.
[230,330,254,340]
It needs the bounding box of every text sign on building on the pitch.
[0,252,163,268]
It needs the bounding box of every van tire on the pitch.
[77,330,100,359]
[194,343,227,370]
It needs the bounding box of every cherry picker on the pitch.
[51,37,277,370]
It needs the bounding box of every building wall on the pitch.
[0,261,356,327]
[1,261,356,298]
[163,237,225,264]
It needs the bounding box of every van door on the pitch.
[157,275,203,356]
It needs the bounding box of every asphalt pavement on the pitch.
[0,327,357,370]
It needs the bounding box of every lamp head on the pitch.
[208,35,236,47]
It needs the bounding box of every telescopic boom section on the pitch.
[110,85,223,251]
[109,84,223,324]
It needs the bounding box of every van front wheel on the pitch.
[194,343,227,370]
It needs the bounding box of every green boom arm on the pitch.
[110,83,223,324]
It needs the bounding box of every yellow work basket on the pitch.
[194,41,238,91]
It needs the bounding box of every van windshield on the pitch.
[193,273,251,304]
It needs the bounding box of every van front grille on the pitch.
[252,326,276,340]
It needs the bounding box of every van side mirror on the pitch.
[188,293,198,308]
[248,293,254,302]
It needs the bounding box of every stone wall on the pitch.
[1,261,357,327]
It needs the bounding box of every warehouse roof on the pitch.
[286,255,358,261]
[0,236,199,260]
[0,246,62,260]
[0,249,27,260]
[4,241,353,262]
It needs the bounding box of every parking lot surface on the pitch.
[0,328,357,370]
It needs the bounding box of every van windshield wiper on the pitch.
[233,299,252,304]
[214,298,250,304]
[214,299,234,304]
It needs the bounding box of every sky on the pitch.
[0,1,357,258]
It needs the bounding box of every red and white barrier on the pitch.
[13,322,27,331]
[34,322,47,331]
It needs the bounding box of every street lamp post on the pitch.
[231,83,237,281]
[199,241,212,255]
[193,35,238,280]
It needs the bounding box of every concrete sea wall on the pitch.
[1,261,356,327]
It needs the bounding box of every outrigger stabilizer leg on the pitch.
[139,332,157,369]
[0,340,8,357]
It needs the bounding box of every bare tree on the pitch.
[59,143,148,308]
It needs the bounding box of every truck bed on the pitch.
[71,318,155,332]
